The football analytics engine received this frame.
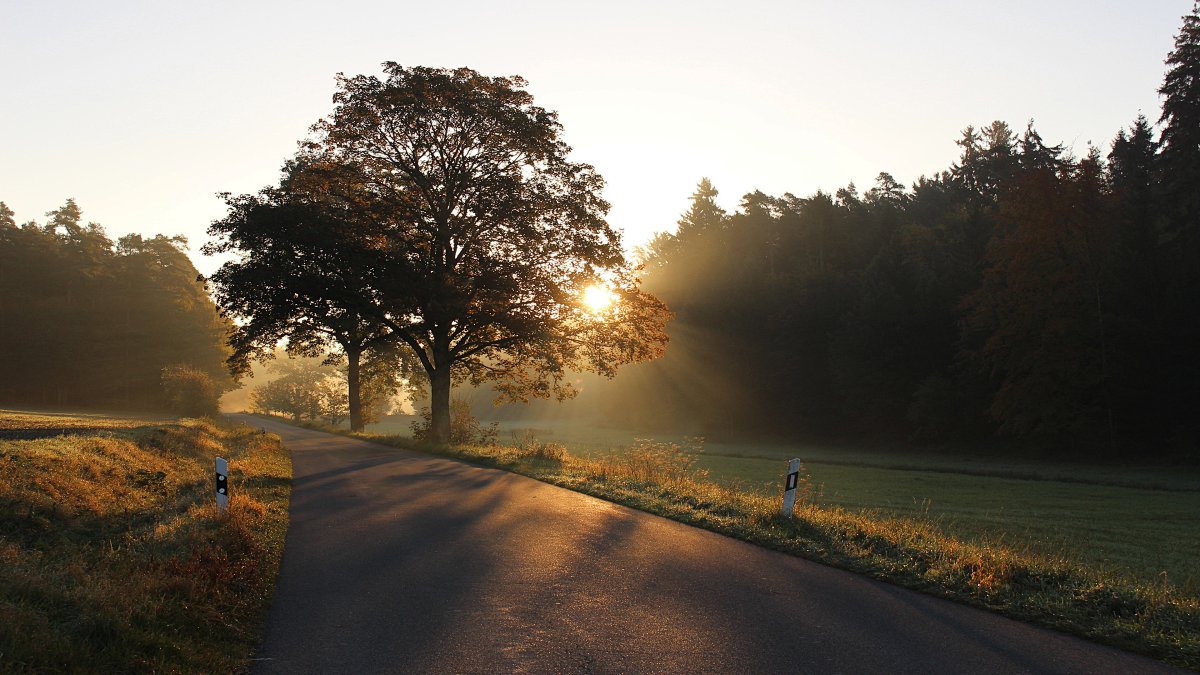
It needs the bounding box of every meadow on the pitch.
[0,409,291,673]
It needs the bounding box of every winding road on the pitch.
[245,415,1182,674]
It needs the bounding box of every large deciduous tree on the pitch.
[209,64,671,443]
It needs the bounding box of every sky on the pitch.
[1,0,1192,277]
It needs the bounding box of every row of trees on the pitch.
[0,200,233,412]
[591,6,1200,453]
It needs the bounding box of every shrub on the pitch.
[411,396,499,445]
[161,365,220,417]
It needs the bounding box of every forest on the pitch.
[0,200,233,412]
[582,110,1196,455]
[505,9,1200,457]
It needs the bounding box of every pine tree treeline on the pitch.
[610,5,1200,454]
[0,200,234,411]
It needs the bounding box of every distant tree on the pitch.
[961,154,1120,442]
[317,376,350,425]
[1105,116,1163,434]
[212,64,672,444]
[953,121,1018,204]
[864,172,907,208]
[675,177,728,241]
[250,361,328,423]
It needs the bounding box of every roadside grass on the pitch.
[293,416,1199,670]
[0,411,291,673]
[694,454,1200,590]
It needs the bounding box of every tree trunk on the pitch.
[347,348,363,432]
[429,366,452,444]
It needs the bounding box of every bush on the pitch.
[411,397,498,445]
[161,365,220,417]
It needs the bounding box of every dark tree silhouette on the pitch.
[209,64,671,443]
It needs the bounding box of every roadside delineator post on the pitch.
[215,457,229,512]
[781,457,801,517]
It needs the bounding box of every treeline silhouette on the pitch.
[0,200,233,411]
[593,111,1195,453]
[593,7,1200,454]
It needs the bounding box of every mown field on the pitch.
[0,409,291,673]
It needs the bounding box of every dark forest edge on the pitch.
[584,2,1200,456]
[0,200,234,415]
[480,4,1200,459]
[264,413,1199,670]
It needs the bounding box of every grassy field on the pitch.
[695,454,1200,590]
[0,409,291,673]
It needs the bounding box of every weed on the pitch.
[512,429,567,462]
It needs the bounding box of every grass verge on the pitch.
[0,412,291,673]
[287,417,1198,670]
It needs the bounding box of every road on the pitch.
[244,415,1182,674]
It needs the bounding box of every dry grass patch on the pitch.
[0,413,290,673]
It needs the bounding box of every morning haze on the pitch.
[1,2,1198,672]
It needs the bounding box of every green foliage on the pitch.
[160,364,220,417]
[249,361,331,423]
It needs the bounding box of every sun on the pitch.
[581,283,616,314]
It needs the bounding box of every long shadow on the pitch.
[253,418,1185,673]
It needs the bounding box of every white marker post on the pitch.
[781,458,801,517]
[215,457,229,513]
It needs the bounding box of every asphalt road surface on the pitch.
[244,415,1183,674]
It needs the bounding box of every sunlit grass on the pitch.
[693,454,1200,590]
[0,412,291,673]
[307,417,1199,670]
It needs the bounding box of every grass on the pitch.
[694,454,1200,590]
[304,415,1200,670]
[0,410,291,673]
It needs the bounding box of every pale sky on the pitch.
[1,1,1190,277]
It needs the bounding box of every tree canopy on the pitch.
[208,64,671,442]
